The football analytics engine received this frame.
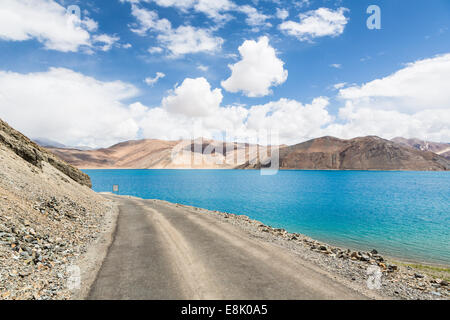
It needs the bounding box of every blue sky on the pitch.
[0,0,449,147]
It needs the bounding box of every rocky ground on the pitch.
[0,126,113,300]
[171,202,449,300]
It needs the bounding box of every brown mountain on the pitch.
[391,137,450,161]
[240,136,450,171]
[46,135,450,171]
[48,138,268,169]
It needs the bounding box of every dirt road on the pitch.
[88,195,367,300]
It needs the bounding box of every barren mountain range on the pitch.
[46,135,450,171]
[240,136,450,171]
[392,137,450,161]
[48,139,271,169]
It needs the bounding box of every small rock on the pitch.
[19,271,31,277]
[350,251,360,260]
[414,273,424,279]
[387,264,398,272]
[373,255,384,262]
[359,253,370,262]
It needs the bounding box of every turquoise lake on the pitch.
[83,169,450,266]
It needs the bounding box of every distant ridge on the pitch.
[391,137,450,161]
[48,135,450,171]
[34,137,93,151]
[33,137,67,149]
[240,136,450,171]
[48,138,268,169]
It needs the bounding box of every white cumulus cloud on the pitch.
[124,0,271,28]
[276,8,289,20]
[221,36,288,97]
[197,65,209,72]
[0,68,140,148]
[136,77,333,144]
[129,5,223,57]
[129,4,171,35]
[162,77,223,117]
[148,46,164,54]
[194,0,236,21]
[338,54,450,113]
[2,53,448,149]
[329,54,450,142]
[145,72,166,86]
[93,34,120,51]
[158,26,224,57]
[330,63,342,69]
[279,7,349,41]
[137,96,333,144]
[238,5,272,29]
[245,97,333,144]
[0,0,115,52]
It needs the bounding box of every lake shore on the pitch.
[84,169,450,267]
[84,193,449,300]
[147,196,450,299]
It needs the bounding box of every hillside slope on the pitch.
[0,119,112,299]
[392,137,450,161]
[48,139,266,169]
[241,136,450,171]
[0,119,91,187]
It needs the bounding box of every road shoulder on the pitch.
[70,194,120,300]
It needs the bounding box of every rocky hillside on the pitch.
[241,136,450,171]
[0,118,112,299]
[392,137,450,161]
[0,119,91,187]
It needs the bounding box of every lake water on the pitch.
[84,169,450,266]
